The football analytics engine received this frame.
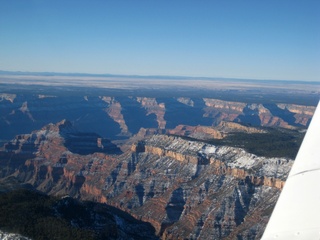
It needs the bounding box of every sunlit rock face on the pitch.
[0,121,294,239]
[203,98,246,124]
[100,96,131,136]
[136,97,166,129]
[202,99,312,129]
[276,103,315,126]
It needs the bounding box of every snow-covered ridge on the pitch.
[136,134,293,181]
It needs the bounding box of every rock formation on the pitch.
[203,98,246,124]
[216,121,266,134]
[168,125,225,140]
[19,102,35,122]
[0,93,16,103]
[176,97,194,107]
[136,97,166,129]
[0,93,315,143]
[201,98,316,129]
[245,104,294,129]
[276,103,315,126]
[101,96,130,136]
[0,121,295,239]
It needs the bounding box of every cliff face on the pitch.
[168,125,224,140]
[167,121,268,141]
[0,122,294,239]
[276,103,315,126]
[101,96,131,136]
[202,99,315,129]
[216,121,266,134]
[246,104,294,129]
[203,98,246,123]
[132,135,290,183]
[100,135,290,239]
[136,97,166,129]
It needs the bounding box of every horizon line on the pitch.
[0,69,319,84]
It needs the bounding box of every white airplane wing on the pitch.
[262,101,320,239]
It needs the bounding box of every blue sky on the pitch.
[0,0,319,81]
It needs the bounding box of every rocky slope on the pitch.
[0,121,294,239]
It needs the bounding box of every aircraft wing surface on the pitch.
[262,101,320,239]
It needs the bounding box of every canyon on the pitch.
[0,82,317,239]
[0,120,294,239]
[0,91,315,143]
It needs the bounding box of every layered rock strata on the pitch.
[132,135,289,188]
[277,103,315,126]
[246,104,294,129]
[201,98,315,128]
[203,98,246,123]
[136,97,166,129]
[0,93,315,144]
[216,121,266,134]
[0,122,294,239]
[168,125,224,140]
